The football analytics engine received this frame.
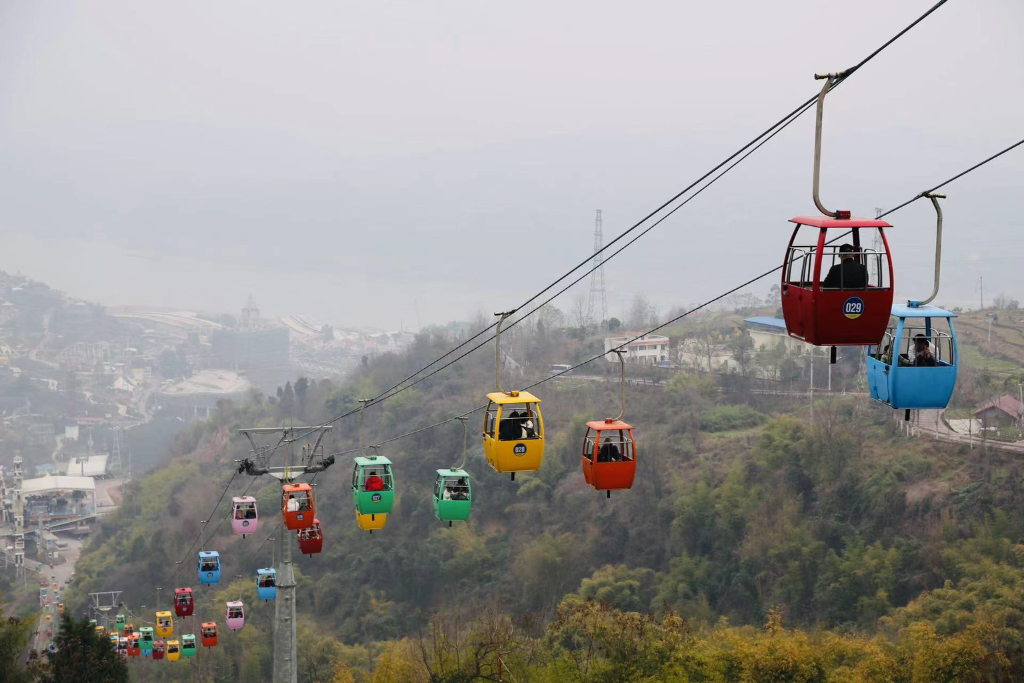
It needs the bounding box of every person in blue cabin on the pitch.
[912,334,937,366]
[822,243,868,290]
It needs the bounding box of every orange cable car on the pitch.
[581,350,636,496]
[281,483,315,531]
[201,622,218,647]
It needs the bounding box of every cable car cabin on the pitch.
[351,456,395,520]
[123,623,134,636]
[781,215,894,346]
[581,419,637,497]
[155,611,173,639]
[281,483,315,531]
[867,304,957,412]
[117,637,128,658]
[257,567,278,601]
[152,640,165,660]
[108,634,118,650]
[115,614,126,630]
[225,601,245,631]
[482,391,544,479]
[356,508,387,532]
[166,639,181,662]
[201,622,218,647]
[95,625,106,637]
[182,634,197,658]
[231,496,258,537]
[433,469,472,525]
[139,627,154,654]
[297,521,323,558]
[198,551,221,584]
[174,587,194,616]
[128,634,140,657]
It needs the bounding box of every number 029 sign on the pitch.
[843,296,865,320]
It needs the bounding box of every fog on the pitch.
[1,0,1021,328]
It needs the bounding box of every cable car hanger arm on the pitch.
[917,192,945,306]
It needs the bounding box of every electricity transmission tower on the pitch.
[587,209,609,329]
[237,426,334,683]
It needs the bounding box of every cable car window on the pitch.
[484,404,498,437]
[597,431,633,462]
[433,478,441,499]
[441,476,470,501]
[897,323,955,366]
[584,434,597,462]
[819,245,890,291]
[496,403,541,440]
[785,225,817,287]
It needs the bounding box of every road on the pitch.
[19,536,84,656]
[914,409,1024,454]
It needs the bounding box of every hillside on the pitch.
[58,323,1024,682]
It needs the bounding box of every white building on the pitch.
[603,333,671,365]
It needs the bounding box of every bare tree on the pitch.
[570,292,591,331]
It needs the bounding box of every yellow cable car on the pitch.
[155,611,173,639]
[166,639,181,662]
[355,509,387,532]
[481,312,544,479]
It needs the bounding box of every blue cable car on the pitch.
[256,568,277,602]
[198,551,221,585]
[866,193,957,419]
[867,303,957,415]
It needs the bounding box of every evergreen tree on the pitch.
[43,613,128,683]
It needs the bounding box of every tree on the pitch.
[43,613,128,683]
[627,294,657,330]
[728,329,755,377]
[607,317,622,332]
[569,292,592,332]
[1,605,41,683]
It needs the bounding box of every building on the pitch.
[743,317,803,352]
[974,396,1024,430]
[62,454,109,478]
[156,369,253,418]
[211,327,289,370]
[20,475,96,526]
[603,333,671,365]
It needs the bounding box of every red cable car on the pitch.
[173,588,194,617]
[779,71,895,350]
[781,214,893,347]
[281,483,315,531]
[201,622,218,647]
[297,519,323,557]
[152,640,165,660]
[581,351,637,497]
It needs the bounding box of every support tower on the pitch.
[587,209,609,329]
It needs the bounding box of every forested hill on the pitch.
[67,325,1024,682]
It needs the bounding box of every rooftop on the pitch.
[744,316,788,330]
[22,475,96,494]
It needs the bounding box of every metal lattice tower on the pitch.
[12,454,24,577]
[587,209,608,328]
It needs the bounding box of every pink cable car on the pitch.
[225,601,245,631]
[231,497,258,538]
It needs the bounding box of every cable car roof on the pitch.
[353,455,394,466]
[486,391,541,404]
[198,550,219,558]
[436,468,470,478]
[890,303,957,318]
[789,215,893,228]
[586,419,633,431]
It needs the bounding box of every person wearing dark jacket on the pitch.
[822,243,868,289]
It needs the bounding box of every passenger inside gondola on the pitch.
[363,469,384,491]
[822,243,868,290]
[202,625,216,638]
[442,478,469,501]
[598,441,621,463]
[201,558,218,572]
[227,605,243,619]
[258,573,276,588]
[912,335,936,366]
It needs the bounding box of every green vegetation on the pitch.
[39,324,1024,681]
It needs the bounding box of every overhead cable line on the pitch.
[325,133,1024,458]
[262,0,953,457]
[171,470,238,579]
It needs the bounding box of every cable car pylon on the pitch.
[236,425,334,683]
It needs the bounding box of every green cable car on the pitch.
[350,450,395,521]
[115,614,126,630]
[181,634,197,658]
[433,417,473,526]
[433,469,472,526]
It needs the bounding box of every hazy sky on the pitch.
[1,0,1022,329]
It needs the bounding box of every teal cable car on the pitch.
[115,614,126,630]
[433,417,472,526]
[181,634,197,658]
[139,627,154,655]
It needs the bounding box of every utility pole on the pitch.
[978,275,984,310]
[12,454,24,581]
[237,425,334,683]
[587,209,609,330]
